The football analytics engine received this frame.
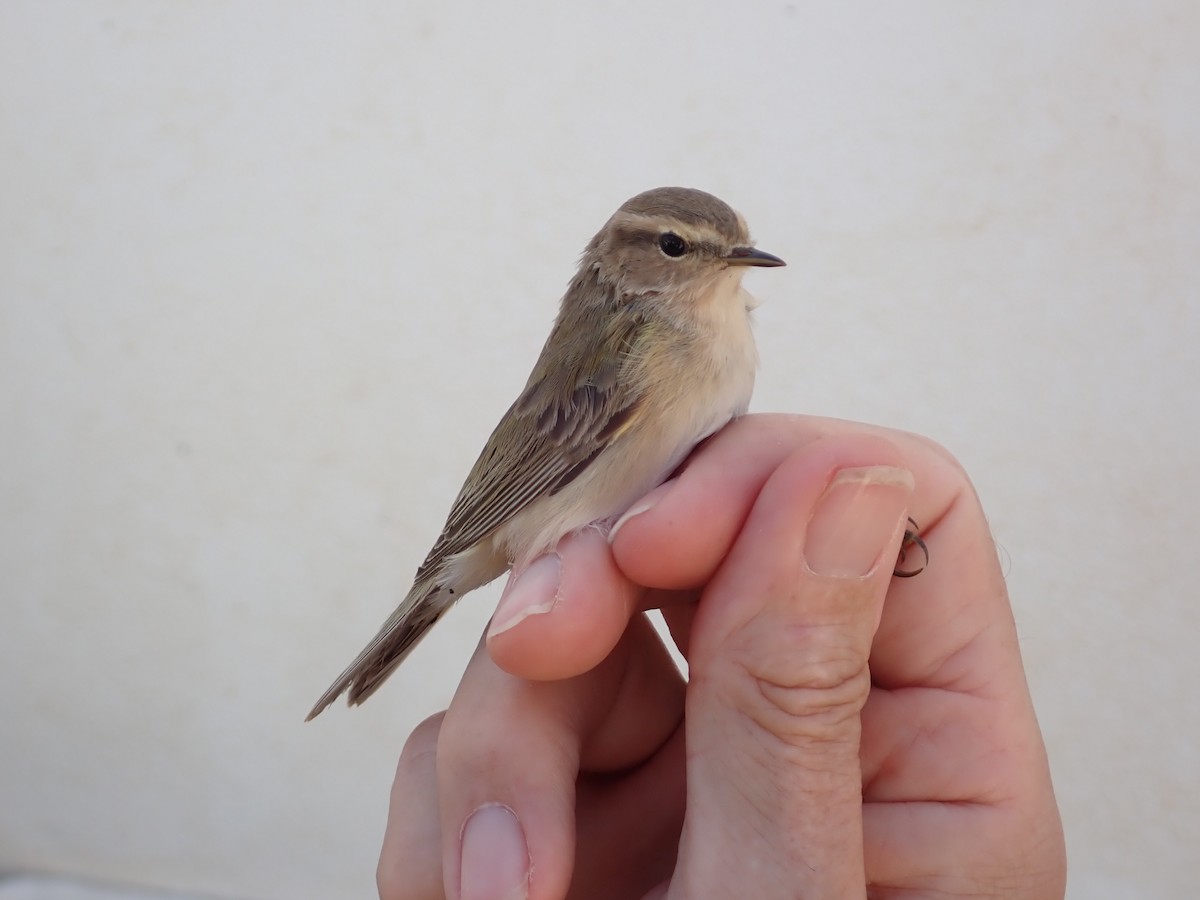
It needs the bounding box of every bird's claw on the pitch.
[893,517,928,578]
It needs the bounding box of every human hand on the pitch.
[378,414,1066,899]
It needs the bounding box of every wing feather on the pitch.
[415,285,651,583]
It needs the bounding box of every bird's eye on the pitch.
[658,232,688,258]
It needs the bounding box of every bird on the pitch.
[307,186,784,720]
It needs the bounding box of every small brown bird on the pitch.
[307,187,784,720]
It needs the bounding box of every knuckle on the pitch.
[398,711,445,773]
[726,623,871,740]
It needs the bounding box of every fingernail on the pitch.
[488,553,561,638]
[460,804,529,900]
[804,466,914,578]
[608,477,677,544]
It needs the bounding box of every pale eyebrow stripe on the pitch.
[609,213,723,248]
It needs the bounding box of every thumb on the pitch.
[670,440,914,900]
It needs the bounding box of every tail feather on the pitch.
[306,579,450,720]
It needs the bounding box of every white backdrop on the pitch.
[2,3,1197,898]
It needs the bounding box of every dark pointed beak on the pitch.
[725,246,786,267]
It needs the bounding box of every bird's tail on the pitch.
[306,577,450,721]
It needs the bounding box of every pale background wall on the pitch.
[1,2,1196,898]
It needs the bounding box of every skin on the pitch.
[377,415,1067,899]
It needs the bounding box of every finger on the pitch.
[671,441,914,898]
[378,714,448,900]
[610,414,948,591]
[377,652,688,900]
[486,526,641,681]
[437,617,685,900]
[608,413,833,591]
[866,470,1019,690]
[854,469,1067,889]
[612,415,1020,689]
[859,474,1038,795]
[860,689,1066,895]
